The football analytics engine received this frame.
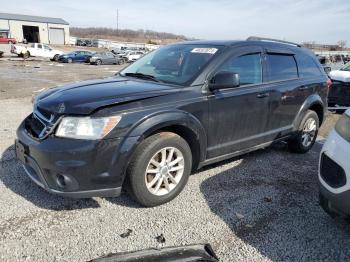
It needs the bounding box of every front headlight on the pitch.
[335,112,350,143]
[56,115,122,140]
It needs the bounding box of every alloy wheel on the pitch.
[301,118,317,147]
[145,147,185,196]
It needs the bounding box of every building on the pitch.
[0,13,69,45]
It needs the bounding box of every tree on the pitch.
[337,40,347,49]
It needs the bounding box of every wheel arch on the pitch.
[293,94,325,130]
[127,110,207,171]
[113,110,207,187]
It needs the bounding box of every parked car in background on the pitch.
[90,51,125,65]
[76,39,86,46]
[319,109,350,218]
[16,38,328,206]
[328,63,350,107]
[126,51,145,62]
[58,51,93,63]
[0,35,16,44]
[11,43,63,61]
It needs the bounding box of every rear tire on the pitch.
[288,110,319,153]
[23,52,30,59]
[8,41,13,44]
[126,132,192,207]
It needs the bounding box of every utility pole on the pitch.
[116,9,119,35]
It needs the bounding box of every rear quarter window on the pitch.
[266,54,298,82]
[296,55,323,78]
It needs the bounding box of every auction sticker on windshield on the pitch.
[191,48,218,54]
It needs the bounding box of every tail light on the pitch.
[326,79,332,90]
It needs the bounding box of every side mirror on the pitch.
[209,71,240,91]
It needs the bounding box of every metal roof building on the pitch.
[0,13,69,45]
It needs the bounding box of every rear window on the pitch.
[297,55,322,77]
[266,54,298,81]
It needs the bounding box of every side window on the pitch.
[297,55,322,78]
[266,54,298,81]
[37,44,42,49]
[218,53,262,86]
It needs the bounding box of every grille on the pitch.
[320,153,346,188]
[25,107,57,139]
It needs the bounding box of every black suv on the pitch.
[16,37,329,206]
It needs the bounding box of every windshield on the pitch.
[119,44,222,85]
[340,62,350,71]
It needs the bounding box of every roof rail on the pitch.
[247,36,301,47]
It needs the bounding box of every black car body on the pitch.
[16,38,329,206]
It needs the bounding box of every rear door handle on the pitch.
[299,85,309,90]
[257,92,270,98]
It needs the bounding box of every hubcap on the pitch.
[301,118,317,147]
[145,147,185,196]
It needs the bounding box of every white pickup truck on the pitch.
[11,43,64,61]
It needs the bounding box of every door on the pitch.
[22,26,40,43]
[106,52,116,64]
[30,43,43,56]
[261,51,302,140]
[207,47,270,159]
[49,28,64,45]
[75,51,85,62]
[43,44,52,58]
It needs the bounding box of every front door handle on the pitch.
[257,92,270,98]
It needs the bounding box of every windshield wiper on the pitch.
[124,72,162,82]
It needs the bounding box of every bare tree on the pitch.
[337,40,347,49]
[70,27,188,43]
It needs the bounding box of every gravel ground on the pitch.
[0,59,349,261]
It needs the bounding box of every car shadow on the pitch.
[200,141,350,261]
[0,144,100,211]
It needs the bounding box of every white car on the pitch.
[329,63,350,82]
[319,109,350,217]
[328,63,350,107]
[11,43,63,61]
[126,51,144,62]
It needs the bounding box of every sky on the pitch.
[2,0,350,45]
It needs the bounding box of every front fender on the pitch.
[109,110,207,185]
[128,110,207,161]
[293,94,325,130]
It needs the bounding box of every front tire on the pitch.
[96,59,102,65]
[126,132,192,207]
[288,110,319,153]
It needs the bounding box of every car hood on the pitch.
[329,70,350,82]
[35,77,181,115]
